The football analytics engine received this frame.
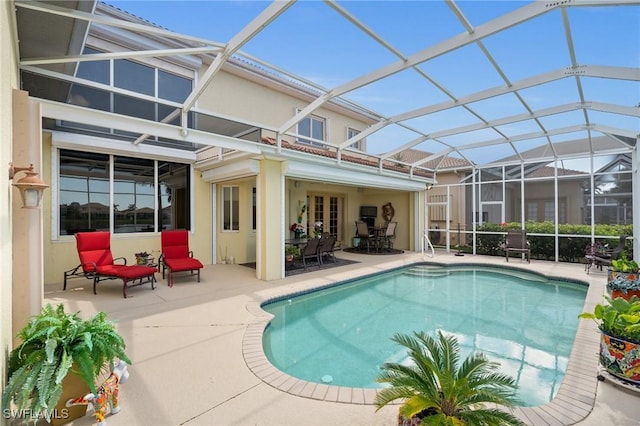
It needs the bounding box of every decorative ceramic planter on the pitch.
[607,270,640,300]
[599,330,640,385]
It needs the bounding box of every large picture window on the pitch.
[58,149,190,235]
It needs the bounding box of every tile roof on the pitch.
[261,137,435,179]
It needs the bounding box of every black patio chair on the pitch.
[593,235,627,270]
[380,221,397,251]
[356,220,376,253]
[318,232,336,264]
[300,237,321,269]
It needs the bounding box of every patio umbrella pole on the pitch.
[455,223,464,256]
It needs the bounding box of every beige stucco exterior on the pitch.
[198,66,373,145]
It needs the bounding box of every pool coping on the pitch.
[242,259,602,425]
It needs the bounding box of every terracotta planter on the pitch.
[50,371,91,425]
[599,330,640,385]
[607,270,640,300]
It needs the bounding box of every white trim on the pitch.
[50,143,60,241]
[200,160,260,183]
[211,183,217,264]
[282,160,427,191]
[51,131,196,162]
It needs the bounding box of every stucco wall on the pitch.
[197,68,372,144]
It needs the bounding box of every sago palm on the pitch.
[375,330,524,426]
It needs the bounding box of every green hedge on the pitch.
[474,222,634,263]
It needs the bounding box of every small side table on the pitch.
[136,256,158,272]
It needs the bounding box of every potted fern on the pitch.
[375,330,524,425]
[284,246,299,262]
[579,295,640,385]
[2,304,131,425]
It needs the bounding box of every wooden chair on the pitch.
[160,230,204,287]
[64,231,156,298]
[505,230,531,263]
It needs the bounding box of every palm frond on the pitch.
[376,330,523,426]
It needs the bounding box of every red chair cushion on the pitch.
[113,265,157,280]
[161,230,190,260]
[164,258,203,273]
[76,232,114,272]
[95,264,156,279]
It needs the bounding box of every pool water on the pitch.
[262,264,587,407]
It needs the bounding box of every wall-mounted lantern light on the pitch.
[8,163,49,209]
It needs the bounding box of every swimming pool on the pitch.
[261,264,588,407]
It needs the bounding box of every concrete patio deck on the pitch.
[44,250,640,426]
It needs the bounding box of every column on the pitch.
[256,159,284,280]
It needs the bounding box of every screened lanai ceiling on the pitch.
[13,0,640,174]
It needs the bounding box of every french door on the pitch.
[309,193,345,243]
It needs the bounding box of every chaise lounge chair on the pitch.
[160,230,204,287]
[63,231,156,298]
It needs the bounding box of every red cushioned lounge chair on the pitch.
[160,230,204,287]
[63,231,156,298]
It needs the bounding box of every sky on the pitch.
[105,1,639,164]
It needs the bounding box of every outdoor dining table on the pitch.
[285,238,308,247]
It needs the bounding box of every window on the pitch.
[527,202,538,222]
[59,151,110,234]
[544,201,555,222]
[113,156,155,233]
[347,127,363,150]
[114,59,154,95]
[68,48,193,139]
[297,114,325,147]
[222,186,240,231]
[58,149,190,235]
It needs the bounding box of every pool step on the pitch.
[404,266,450,278]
